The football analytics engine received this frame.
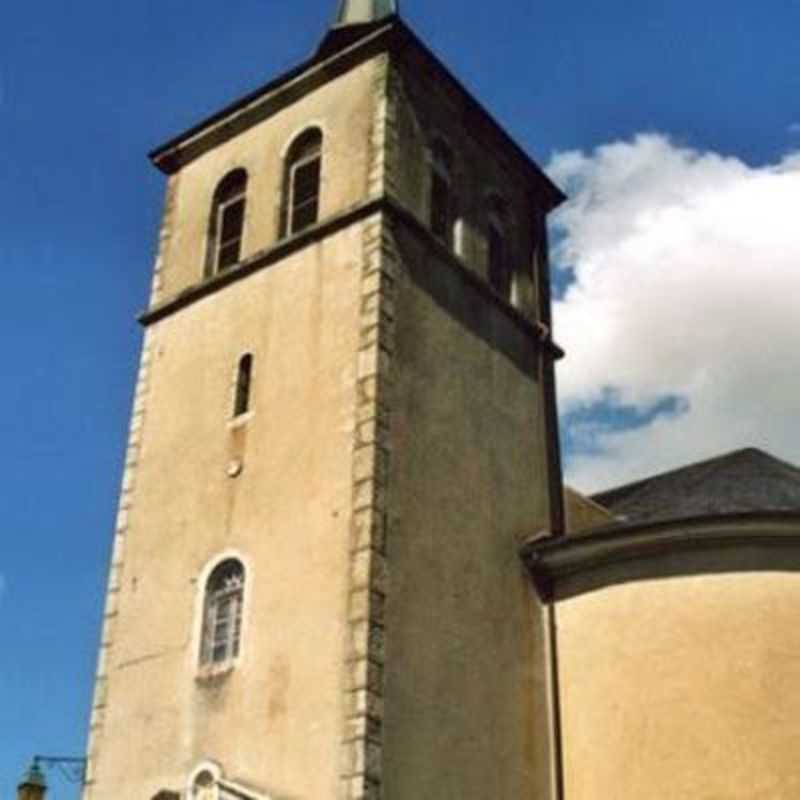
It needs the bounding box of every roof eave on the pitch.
[147,17,566,209]
[390,20,565,209]
[521,510,800,600]
[148,20,398,174]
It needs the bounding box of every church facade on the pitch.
[78,2,800,799]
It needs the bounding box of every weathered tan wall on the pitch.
[558,572,800,799]
[157,59,378,302]
[386,53,546,320]
[89,226,364,800]
[380,224,557,799]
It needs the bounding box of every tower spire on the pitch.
[333,0,398,27]
[318,0,399,57]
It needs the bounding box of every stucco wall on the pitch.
[558,571,800,799]
[157,59,378,302]
[90,226,364,800]
[380,224,557,799]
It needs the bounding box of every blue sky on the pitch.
[1,0,798,795]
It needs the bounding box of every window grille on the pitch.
[200,560,245,666]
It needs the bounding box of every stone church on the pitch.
[26,1,800,798]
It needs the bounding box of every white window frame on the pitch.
[199,560,245,669]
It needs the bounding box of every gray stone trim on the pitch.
[82,330,155,799]
[340,210,397,800]
[367,55,399,200]
[339,55,398,799]
[148,174,180,307]
[81,178,174,798]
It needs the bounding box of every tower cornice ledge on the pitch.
[138,194,565,360]
[522,511,800,600]
[148,21,394,174]
[147,18,564,209]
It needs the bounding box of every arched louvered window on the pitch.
[282,128,323,237]
[487,196,512,301]
[430,139,455,248]
[233,354,253,418]
[200,559,245,666]
[207,169,248,276]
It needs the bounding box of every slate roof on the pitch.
[592,448,800,525]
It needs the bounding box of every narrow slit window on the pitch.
[207,169,248,276]
[283,129,322,237]
[234,354,253,417]
[200,559,245,666]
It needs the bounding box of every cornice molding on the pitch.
[147,20,564,208]
[522,511,800,600]
[138,195,565,361]
[149,23,395,174]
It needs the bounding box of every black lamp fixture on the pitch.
[17,756,87,800]
[17,762,47,800]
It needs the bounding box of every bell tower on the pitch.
[84,3,565,799]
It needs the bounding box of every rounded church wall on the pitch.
[557,570,800,799]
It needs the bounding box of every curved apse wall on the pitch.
[558,570,800,799]
[523,513,800,800]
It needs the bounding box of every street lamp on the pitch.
[17,762,47,800]
[17,757,87,800]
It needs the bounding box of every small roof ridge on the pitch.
[593,447,797,502]
[590,447,800,526]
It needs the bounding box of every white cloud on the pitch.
[788,122,800,135]
[549,134,800,492]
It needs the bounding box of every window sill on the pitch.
[228,411,255,430]
[196,660,238,684]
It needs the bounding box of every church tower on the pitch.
[84,3,566,799]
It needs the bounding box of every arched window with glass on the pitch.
[199,559,245,666]
[282,128,323,237]
[206,169,248,277]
